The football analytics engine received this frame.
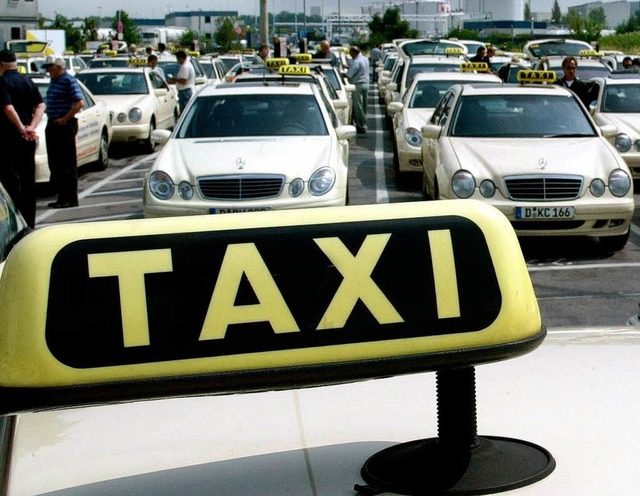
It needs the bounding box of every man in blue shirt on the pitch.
[346,46,369,134]
[42,54,84,208]
[0,49,45,226]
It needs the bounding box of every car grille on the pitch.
[198,175,285,200]
[504,175,583,201]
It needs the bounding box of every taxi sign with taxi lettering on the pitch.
[445,47,464,55]
[516,69,557,83]
[265,58,289,69]
[0,201,543,413]
[293,53,313,63]
[278,65,311,75]
[460,62,489,72]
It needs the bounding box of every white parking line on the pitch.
[372,87,389,204]
[528,262,640,271]
[87,187,144,196]
[36,152,158,224]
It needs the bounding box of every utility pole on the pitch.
[260,0,268,45]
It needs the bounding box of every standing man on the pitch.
[370,44,382,82]
[168,50,195,113]
[346,46,369,134]
[42,54,84,209]
[255,44,270,65]
[148,54,166,81]
[0,49,45,227]
[312,40,339,68]
[554,56,597,108]
[470,46,487,62]
[157,43,170,58]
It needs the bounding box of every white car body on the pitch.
[589,75,640,179]
[76,67,179,150]
[143,83,356,218]
[388,72,501,176]
[33,78,113,183]
[420,82,634,250]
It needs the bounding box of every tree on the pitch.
[367,8,419,46]
[524,2,531,21]
[47,14,84,52]
[585,7,607,39]
[616,10,640,34]
[112,10,140,46]
[215,17,237,52]
[551,0,562,25]
[82,17,99,43]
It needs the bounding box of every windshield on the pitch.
[603,84,640,113]
[176,94,329,138]
[407,63,461,85]
[549,63,611,80]
[0,183,28,263]
[89,58,130,68]
[410,80,483,108]
[451,94,596,137]
[401,40,464,56]
[77,72,148,95]
[528,40,592,58]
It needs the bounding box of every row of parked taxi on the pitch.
[376,37,639,252]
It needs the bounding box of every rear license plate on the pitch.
[515,206,575,219]
[210,207,272,214]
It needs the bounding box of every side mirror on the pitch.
[599,124,618,139]
[387,101,404,114]
[386,82,398,92]
[154,88,168,97]
[422,124,442,140]
[151,129,172,145]
[335,124,357,140]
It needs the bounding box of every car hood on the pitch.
[155,137,334,182]
[94,94,150,113]
[405,108,433,130]
[449,137,625,179]
[597,112,640,137]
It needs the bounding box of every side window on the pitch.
[318,90,340,128]
[79,87,94,109]
[149,73,167,90]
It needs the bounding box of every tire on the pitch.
[143,119,156,154]
[93,130,109,171]
[600,231,629,252]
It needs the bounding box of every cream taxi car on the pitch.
[524,39,612,81]
[32,77,113,183]
[589,74,640,179]
[420,73,634,251]
[76,67,179,152]
[143,81,356,217]
[387,69,501,179]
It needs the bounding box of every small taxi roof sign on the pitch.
[460,62,489,72]
[187,50,200,57]
[129,57,149,66]
[579,49,603,58]
[516,69,557,83]
[294,53,313,63]
[278,64,311,75]
[265,57,290,69]
[104,50,118,56]
[445,47,464,55]
[0,201,543,413]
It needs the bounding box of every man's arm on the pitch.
[54,99,84,125]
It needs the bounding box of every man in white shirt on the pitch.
[168,50,195,112]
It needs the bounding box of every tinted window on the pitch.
[77,72,148,95]
[603,84,640,112]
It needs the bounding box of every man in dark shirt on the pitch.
[42,54,84,209]
[0,49,45,227]
[554,56,597,108]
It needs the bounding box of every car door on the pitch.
[149,71,177,129]
[74,84,101,166]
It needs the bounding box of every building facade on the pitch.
[569,1,640,29]
[0,0,39,46]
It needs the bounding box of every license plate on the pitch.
[515,206,575,219]
[210,207,272,214]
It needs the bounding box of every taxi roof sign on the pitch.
[516,69,557,83]
[265,57,289,69]
[293,53,313,63]
[0,201,543,413]
[129,57,149,66]
[579,49,603,58]
[460,62,489,72]
[278,65,311,75]
[445,47,464,55]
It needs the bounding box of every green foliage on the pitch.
[446,28,481,40]
[599,32,640,54]
[367,8,419,45]
[565,7,606,41]
[215,17,237,52]
[524,3,531,21]
[112,11,140,45]
[551,0,562,25]
[616,10,640,34]
[179,29,199,48]
[46,14,85,52]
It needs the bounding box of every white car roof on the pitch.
[196,82,317,98]
[456,82,572,97]
[410,72,502,84]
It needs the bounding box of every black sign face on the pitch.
[45,216,501,368]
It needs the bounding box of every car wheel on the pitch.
[143,119,156,154]
[599,231,629,252]
[93,130,109,171]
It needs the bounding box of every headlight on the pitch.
[289,178,304,197]
[451,170,475,199]
[178,181,194,200]
[117,112,127,123]
[615,133,632,153]
[128,108,143,123]
[404,127,423,147]
[308,167,336,196]
[590,178,605,197]
[608,169,631,197]
[148,171,174,200]
[479,179,496,198]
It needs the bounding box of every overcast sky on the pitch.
[42,0,590,20]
